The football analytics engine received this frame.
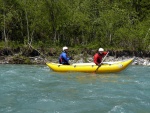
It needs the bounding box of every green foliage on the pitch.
[0,0,149,51]
[11,55,31,64]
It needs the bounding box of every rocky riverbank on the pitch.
[0,54,150,66]
[0,47,150,65]
[69,55,150,66]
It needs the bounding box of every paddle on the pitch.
[95,52,109,72]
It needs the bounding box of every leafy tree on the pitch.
[0,0,149,51]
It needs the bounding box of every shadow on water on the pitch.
[49,70,132,85]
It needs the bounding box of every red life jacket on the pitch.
[93,52,107,65]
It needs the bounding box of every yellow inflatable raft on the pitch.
[46,58,134,73]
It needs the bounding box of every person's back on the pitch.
[94,52,103,65]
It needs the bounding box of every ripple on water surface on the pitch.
[0,65,150,113]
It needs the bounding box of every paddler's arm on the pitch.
[62,53,70,62]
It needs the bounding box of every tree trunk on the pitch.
[3,2,8,48]
[25,0,30,45]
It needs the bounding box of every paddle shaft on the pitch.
[95,52,109,72]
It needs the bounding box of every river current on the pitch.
[0,64,150,113]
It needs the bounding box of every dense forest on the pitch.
[0,0,150,52]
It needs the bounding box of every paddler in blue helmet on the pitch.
[59,46,72,65]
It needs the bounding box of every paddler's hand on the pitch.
[69,57,73,60]
[98,63,101,66]
[98,63,103,66]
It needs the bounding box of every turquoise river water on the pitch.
[0,64,150,113]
